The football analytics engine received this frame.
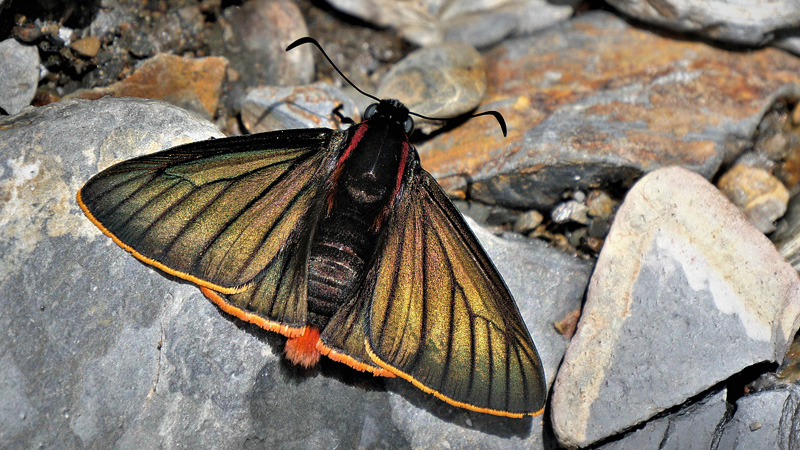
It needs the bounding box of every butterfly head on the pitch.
[363,99,414,135]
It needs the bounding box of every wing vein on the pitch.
[152,179,232,259]
[111,174,174,229]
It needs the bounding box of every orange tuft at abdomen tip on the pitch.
[284,327,322,368]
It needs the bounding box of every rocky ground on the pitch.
[2,0,800,448]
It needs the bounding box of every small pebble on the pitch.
[760,131,791,161]
[588,219,610,239]
[513,209,544,234]
[567,227,586,248]
[586,190,617,221]
[551,200,589,224]
[0,38,40,114]
[554,309,581,339]
[585,236,604,253]
[70,36,101,58]
[717,164,789,233]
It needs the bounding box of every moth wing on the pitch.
[363,166,546,417]
[317,294,395,376]
[78,129,344,297]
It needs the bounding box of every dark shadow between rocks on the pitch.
[727,360,780,404]
[538,382,562,449]
[306,0,388,31]
[0,0,101,36]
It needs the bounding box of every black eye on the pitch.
[403,116,414,134]
[364,103,378,119]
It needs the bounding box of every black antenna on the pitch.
[286,37,507,137]
[410,109,507,137]
[286,37,379,103]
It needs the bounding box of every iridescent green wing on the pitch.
[79,129,345,329]
[317,294,395,376]
[361,164,546,418]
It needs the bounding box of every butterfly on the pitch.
[77,37,545,418]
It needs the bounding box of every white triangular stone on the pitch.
[551,167,800,447]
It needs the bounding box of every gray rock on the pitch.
[0,39,39,115]
[221,0,314,107]
[606,0,800,47]
[89,5,136,39]
[241,83,359,134]
[326,0,578,48]
[0,97,590,448]
[441,3,579,49]
[0,97,223,447]
[551,167,800,448]
[551,199,589,225]
[717,386,800,449]
[600,389,728,449]
[377,42,487,134]
[776,36,800,56]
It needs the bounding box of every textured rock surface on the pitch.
[326,0,578,48]
[606,0,800,47]
[240,83,359,134]
[418,12,800,207]
[550,167,800,447]
[0,98,591,448]
[717,386,800,448]
[377,42,486,134]
[67,54,229,119]
[0,38,39,114]
[599,390,728,449]
[221,0,313,95]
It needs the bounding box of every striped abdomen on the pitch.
[306,205,380,329]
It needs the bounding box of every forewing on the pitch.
[364,167,546,417]
[78,129,344,293]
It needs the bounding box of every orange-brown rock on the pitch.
[68,54,228,119]
[419,12,800,209]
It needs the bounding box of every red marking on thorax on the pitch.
[394,140,409,196]
[343,122,368,160]
[327,123,370,213]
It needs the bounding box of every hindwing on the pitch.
[360,163,546,417]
